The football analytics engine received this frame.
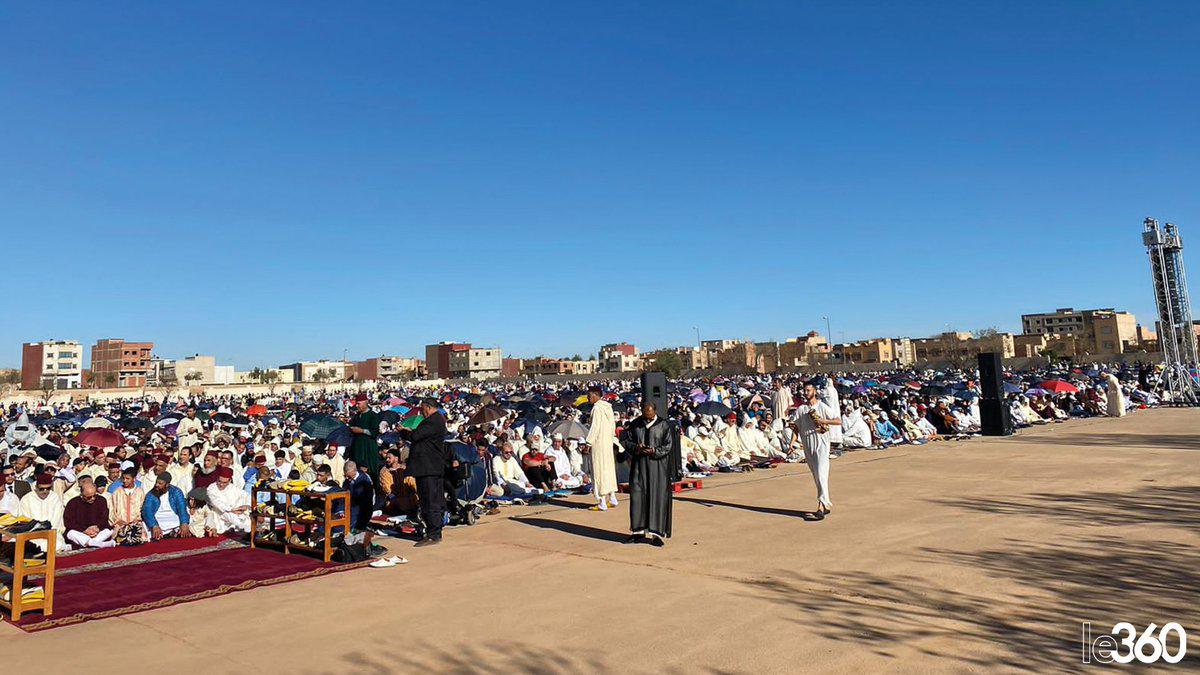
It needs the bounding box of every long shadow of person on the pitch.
[511,516,630,542]
[675,495,821,520]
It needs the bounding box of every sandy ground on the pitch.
[4,408,1198,674]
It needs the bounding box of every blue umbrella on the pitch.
[953,390,979,400]
[1001,382,1023,394]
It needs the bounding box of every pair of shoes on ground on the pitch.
[413,536,442,548]
[368,555,409,568]
[623,532,666,547]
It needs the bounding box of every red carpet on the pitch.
[57,536,237,572]
[7,545,366,632]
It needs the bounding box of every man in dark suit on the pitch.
[402,398,449,546]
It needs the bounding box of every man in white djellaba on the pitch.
[793,382,841,519]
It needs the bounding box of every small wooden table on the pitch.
[0,528,56,622]
[250,486,351,563]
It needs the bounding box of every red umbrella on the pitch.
[76,428,125,448]
[1039,380,1079,394]
[246,404,268,417]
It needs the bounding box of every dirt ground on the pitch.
[4,408,1198,674]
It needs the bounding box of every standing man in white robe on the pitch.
[819,377,843,451]
[1104,372,1126,417]
[584,386,619,511]
[793,383,841,518]
[772,381,793,421]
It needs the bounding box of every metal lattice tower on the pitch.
[1142,217,1200,404]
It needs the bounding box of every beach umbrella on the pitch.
[77,427,125,448]
[246,404,268,417]
[546,418,589,439]
[82,416,113,429]
[467,406,506,426]
[300,414,346,439]
[1039,380,1079,394]
[401,415,424,430]
[693,401,734,417]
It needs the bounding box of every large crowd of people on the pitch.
[0,361,1166,560]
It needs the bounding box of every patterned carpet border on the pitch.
[57,540,245,576]
[14,559,368,632]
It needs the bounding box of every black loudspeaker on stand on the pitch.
[977,352,1013,436]
[640,371,668,419]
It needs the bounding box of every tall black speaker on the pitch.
[978,352,1003,401]
[977,353,1013,435]
[640,371,668,420]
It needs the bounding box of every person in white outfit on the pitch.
[793,383,841,518]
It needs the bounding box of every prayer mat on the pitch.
[5,545,367,632]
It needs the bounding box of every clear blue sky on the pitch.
[2,2,1197,369]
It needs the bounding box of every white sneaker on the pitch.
[386,556,408,565]
[369,558,397,568]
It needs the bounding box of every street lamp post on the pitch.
[822,315,834,364]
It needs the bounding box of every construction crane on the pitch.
[1142,217,1200,404]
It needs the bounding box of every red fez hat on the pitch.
[354,394,369,403]
[217,466,234,479]
[36,474,54,487]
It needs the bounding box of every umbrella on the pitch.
[516,409,550,427]
[1039,380,1079,394]
[119,417,153,431]
[953,390,979,400]
[401,415,424,430]
[389,405,410,414]
[546,418,589,439]
[573,395,589,407]
[76,427,125,448]
[610,401,630,413]
[852,385,870,394]
[379,431,402,446]
[1001,382,1023,394]
[379,410,401,425]
[246,404,268,417]
[880,384,904,393]
[213,413,250,428]
[742,394,766,407]
[385,397,406,407]
[82,416,113,429]
[326,426,352,447]
[300,414,346,439]
[693,401,734,417]
[1025,388,1052,397]
[467,406,506,426]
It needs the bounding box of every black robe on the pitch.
[618,416,674,537]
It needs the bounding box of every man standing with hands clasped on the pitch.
[402,398,449,547]
[793,381,840,519]
[619,402,674,546]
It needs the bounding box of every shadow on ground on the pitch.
[1002,432,1200,451]
[743,483,1200,671]
[933,484,1200,530]
[510,516,629,543]
[338,640,742,674]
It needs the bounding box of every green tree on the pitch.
[651,351,685,378]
